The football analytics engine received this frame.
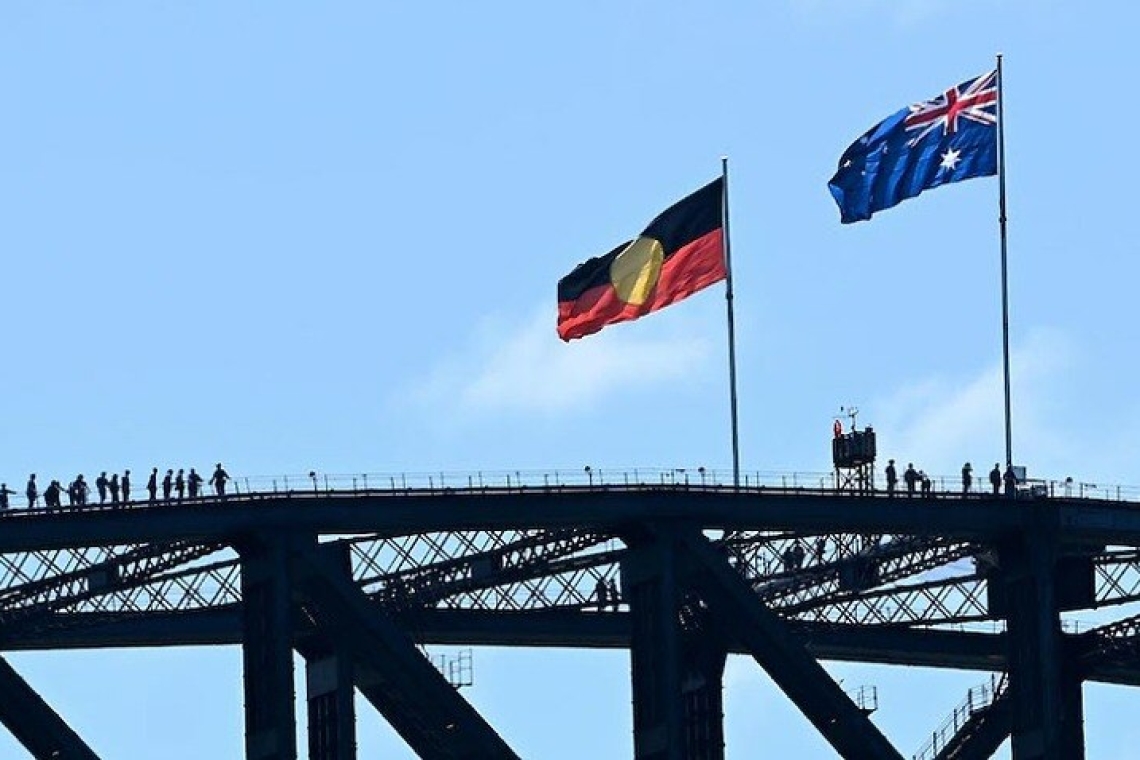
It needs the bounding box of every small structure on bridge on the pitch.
[832,406,876,493]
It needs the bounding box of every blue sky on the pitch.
[2,1,1139,757]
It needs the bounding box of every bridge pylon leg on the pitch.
[304,651,356,760]
[1000,531,1084,760]
[240,540,298,760]
[623,537,726,760]
[1060,659,1085,758]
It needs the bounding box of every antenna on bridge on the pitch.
[832,405,876,494]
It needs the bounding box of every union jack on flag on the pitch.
[904,70,998,146]
[828,68,1001,223]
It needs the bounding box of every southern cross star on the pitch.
[940,148,962,171]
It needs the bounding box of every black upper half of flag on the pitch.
[558,177,724,302]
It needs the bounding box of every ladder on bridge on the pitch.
[913,673,1010,760]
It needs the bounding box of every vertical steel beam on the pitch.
[679,637,726,760]
[625,540,684,760]
[1060,659,1085,758]
[623,537,727,760]
[240,540,297,760]
[1000,528,1084,760]
[305,651,356,760]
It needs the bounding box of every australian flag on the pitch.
[828,70,999,224]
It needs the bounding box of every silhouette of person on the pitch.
[1003,464,1017,498]
[989,464,1001,495]
[109,473,121,505]
[608,578,620,610]
[175,469,185,500]
[162,469,173,501]
[791,541,806,569]
[961,462,973,494]
[75,474,88,506]
[44,480,61,509]
[815,537,826,564]
[904,463,918,496]
[67,478,78,506]
[595,577,608,610]
[25,474,37,509]
[96,472,109,504]
[885,459,898,496]
[920,471,932,497]
[210,463,230,497]
[147,468,158,504]
[188,468,203,498]
[122,470,131,502]
[0,483,15,510]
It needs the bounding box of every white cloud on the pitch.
[871,328,1076,479]
[409,305,714,418]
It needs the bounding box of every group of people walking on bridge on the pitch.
[0,463,232,511]
[883,459,1020,498]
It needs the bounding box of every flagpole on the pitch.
[996,54,1013,468]
[721,156,741,487]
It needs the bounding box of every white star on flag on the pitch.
[939,148,962,171]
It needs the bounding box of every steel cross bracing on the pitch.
[0,532,972,625]
[4,532,1140,632]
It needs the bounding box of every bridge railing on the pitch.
[912,672,1008,760]
[214,469,1140,503]
[3,466,1139,516]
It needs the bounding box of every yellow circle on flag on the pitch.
[610,237,664,306]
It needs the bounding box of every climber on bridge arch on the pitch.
[188,468,204,498]
[0,483,15,511]
[210,463,231,497]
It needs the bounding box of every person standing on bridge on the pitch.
[885,459,898,497]
[44,480,61,509]
[791,541,806,569]
[608,578,620,610]
[1003,464,1017,498]
[594,577,608,610]
[175,469,185,500]
[95,472,109,504]
[162,469,174,501]
[0,483,15,511]
[74,474,88,506]
[904,463,918,496]
[109,473,120,504]
[210,463,230,497]
[989,464,1001,495]
[25,474,37,509]
[147,467,158,504]
[188,468,203,498]
[961,462,973,494]
[122,469,131,503]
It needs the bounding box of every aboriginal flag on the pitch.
[557,177,725,341]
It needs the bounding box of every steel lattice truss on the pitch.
[1,527,1140,640]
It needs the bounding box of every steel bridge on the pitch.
[3,476,1140,760]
